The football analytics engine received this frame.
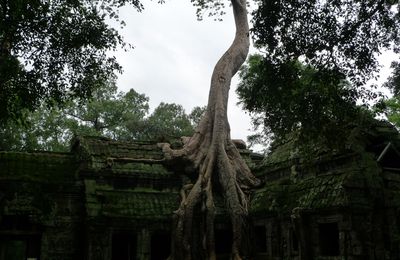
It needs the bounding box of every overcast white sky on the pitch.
[113,1,255,143]
[112,1,396,147]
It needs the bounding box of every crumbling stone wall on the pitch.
[0,120,400,260]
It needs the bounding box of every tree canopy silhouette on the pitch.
[237,0,399,147]
[0,0,142,121]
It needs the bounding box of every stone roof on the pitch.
[93,189,179,219]
[251,153,383,216]
[71,136,175,178]
[72,136,164,161]
[250,119,399,217]
[70,136,181,220]
[0,137,182,221]
[258,119,400,171]
[0,151,77,182]
[1,122,399,222]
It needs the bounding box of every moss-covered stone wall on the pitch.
[0,121,400,260]
[248,120,400,259]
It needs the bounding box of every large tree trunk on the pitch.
[159,0,260,259]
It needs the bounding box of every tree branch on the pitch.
[339,0,385,43]
[65,112,88,122]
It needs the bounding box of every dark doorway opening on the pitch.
[112,232,137,260]
[254,226,267,253]
[0,235,41,260]
[151,230,171,260]
[318,222,340,256]
[291,228,299,252]
[215,228,232,259]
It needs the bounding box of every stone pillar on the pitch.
[40,218,84,260]
[87,227,111,260]
[137,228,151,260]
[291,208,312,260]
[266,221,273,258]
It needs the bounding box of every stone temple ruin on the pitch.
[1,119,400,259]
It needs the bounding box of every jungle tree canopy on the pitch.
[385,61,400,95]
[0,81,203,152]
[0,0,142,122]
[1,3,258,258]
[237,54,361,143]
[250,0,400,86]
[237,0,400,145]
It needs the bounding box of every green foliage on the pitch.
[376,61,400,127]
[0,0,143,122]
[0,107,70,151]
[379,97,400,128]
[0,79,151,151]
[240,0,400,149]
[237,54,363,147]
[385,61,400,96]
[251,0,400,87]
[188,105,206,127]
[0,82,201,151]
[64,80,150,141]
[190,0,227,20]
[143,103,195,141]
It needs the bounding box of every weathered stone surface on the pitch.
[0,120,399,259]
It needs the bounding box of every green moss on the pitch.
[250,154,384,215]
[0,181,74,219]
[74,136,164,160]
[0,151,77,182]
[83,178,180,219]
[261,137,299,167]
[96,190,179,219]
[251,181,290,214]
[111,162,171,175]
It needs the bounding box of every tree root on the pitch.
[159,117,260,260]
[158,0,256,258]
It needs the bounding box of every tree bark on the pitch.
[159,1,260,259]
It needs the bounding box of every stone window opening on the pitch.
[290,228,299,253]
[254,225,267,253]
[377,142,400,169]
[111,232,137,260]
[318,222,340,256]
[0,235,41,260]
[0,215,41,260]
[215,228,233,259]
[150,230,171,260]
